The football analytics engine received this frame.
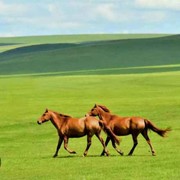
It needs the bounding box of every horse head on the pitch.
[87,104,111,117]
[37,108,51,125]
[87,104,100,116]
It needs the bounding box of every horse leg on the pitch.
[111,138,124,156]
[83,135,92,157]
[128,133,139,156]
[95,133,109,156]
[63,136,76,154]
[141,129,156,156]
[53,137,63,158]
[101,136,111,156]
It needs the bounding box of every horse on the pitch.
[87,104,171,156]
[37,109,119,157]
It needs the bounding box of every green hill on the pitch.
[0,34,179,76]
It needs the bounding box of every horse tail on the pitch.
[145,119,171,137]
[99,120,120,145]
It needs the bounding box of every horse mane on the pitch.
[59,113,72,118]
[97,104,111,113]
[52,111,72,118]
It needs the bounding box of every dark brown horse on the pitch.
[87,104,171,156]
[37,109,118,157]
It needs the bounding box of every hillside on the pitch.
[0,34,179,76]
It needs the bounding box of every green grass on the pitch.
[0,34,169,48]
[0,34,179,75]
[0,34,179,179]
[1,34,167,53]
[0,72,180,180]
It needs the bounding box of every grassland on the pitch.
[0,34,180,76]
[0,34,180,180]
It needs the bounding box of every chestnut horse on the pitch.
[87,104,171,156]
[37,109,118,157]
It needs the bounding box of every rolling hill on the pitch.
[0,34,179,76]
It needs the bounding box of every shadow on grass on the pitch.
[41,154,118,159]
[41,153,153,159]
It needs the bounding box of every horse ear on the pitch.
[45,108,48,112]
[94,104,97,107]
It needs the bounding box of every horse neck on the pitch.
[49,112,63,130]
[98,108,112,122]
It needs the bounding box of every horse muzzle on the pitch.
[37,120,42,125]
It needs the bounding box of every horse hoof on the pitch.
[71,151,76,154]
[100,151,107,156]
[120,152,124,156]
[53,154,57,158]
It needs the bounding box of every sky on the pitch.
[0,0,180,37]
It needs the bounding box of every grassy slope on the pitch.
[0,34,179,75]
[0,34,180,179]
[0,34,167,53]
[0,34,169,45]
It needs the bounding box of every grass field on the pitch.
[1,34,180,75]
[0,34,180,180]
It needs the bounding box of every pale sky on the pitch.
[0,0,180,37]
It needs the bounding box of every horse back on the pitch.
[62,117,86,137]
[110,116,145,135]
[109,116,130,135]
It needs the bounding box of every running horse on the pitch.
[37,109,119,157]
[87,104,171,156]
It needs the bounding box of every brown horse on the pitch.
[37,109,118,157]
[87,104,171,156]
